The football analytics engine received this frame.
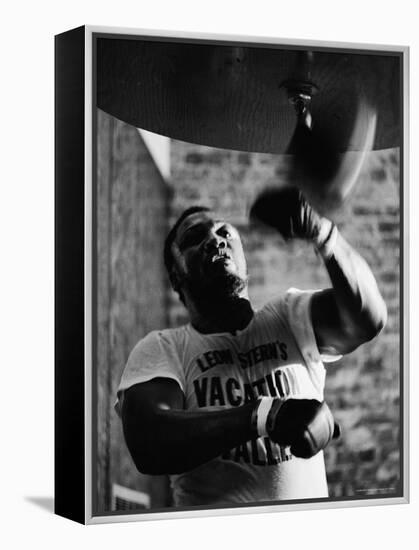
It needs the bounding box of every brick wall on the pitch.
[96,110,171,512]
[169,141,401,498]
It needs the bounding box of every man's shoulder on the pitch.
[260,288,315,311]
[132,325,190,352]
[258,288,298,313]
[256,288,317,327]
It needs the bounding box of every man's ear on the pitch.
[169,268,186,304]
[169,267,181,293]
[169,242,186,297]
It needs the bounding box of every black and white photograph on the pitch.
[90,32,406,519]
[4,0,419,546]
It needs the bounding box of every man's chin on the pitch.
[205,257,237,276]
[187,272,248,303]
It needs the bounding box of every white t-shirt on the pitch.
[116,288,337,506]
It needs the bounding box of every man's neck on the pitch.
[188,295,254,335]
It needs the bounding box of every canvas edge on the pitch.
[82,24,410,525]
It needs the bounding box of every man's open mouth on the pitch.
[211,252,232,263]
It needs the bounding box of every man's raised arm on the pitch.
[250,187,387,356]
[311,230,387,356]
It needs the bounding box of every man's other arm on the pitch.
[121,377,255,475]
[121,377,339,475]
[311,231,387,356]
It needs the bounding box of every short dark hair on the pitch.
[163,206,211,292]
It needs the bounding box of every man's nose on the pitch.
[204,234,226,252]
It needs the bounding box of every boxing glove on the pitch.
[249,187,338,257]
[252,397,340,459]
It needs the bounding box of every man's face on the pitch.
[171,211,248,301]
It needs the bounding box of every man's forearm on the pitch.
[319,230,387,344]
[123,401,256,475]
[123,386,339,475]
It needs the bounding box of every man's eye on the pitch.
[179,231,204,250]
